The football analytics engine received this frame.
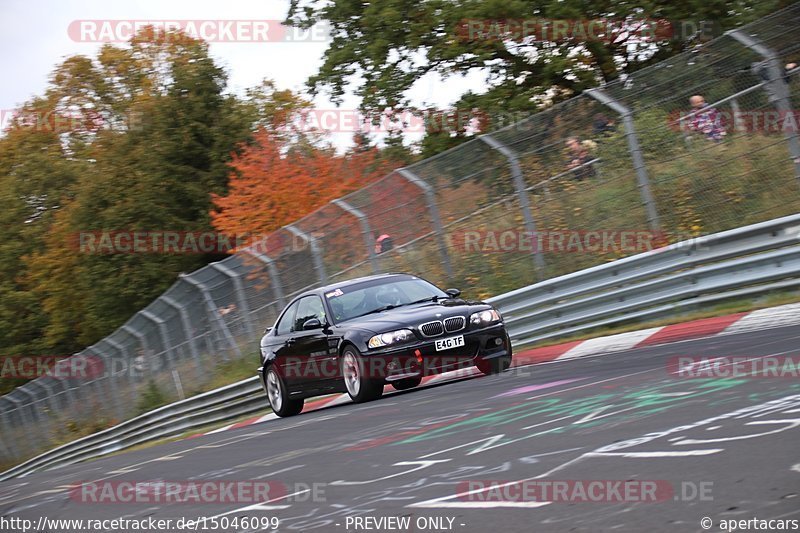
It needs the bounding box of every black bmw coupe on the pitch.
[257,273,512,416]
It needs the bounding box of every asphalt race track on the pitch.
[2,325,799,533]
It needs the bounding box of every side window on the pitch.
[294,296,326,332]
[275,300,300,336]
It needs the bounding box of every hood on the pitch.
[339,299,490,334]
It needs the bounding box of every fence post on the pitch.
[29,380,58,419]
[396,168,454,280]
[209,261,256,340]
[179,274,241,360]
[53,358,78,411]
[0,404,19,459]
[285,225,327,285]
[27,382,56,446]
[477,136,546,275]
[161,296,203,380]
[122,325,154,379]
[243,249,286,309]
[332,198,379,274]
[15,388,47,451]
[4,396,35,453]
[85,348,121,421]
[102,338,133,419]
[728,29,800,180]
[140,310,176,368]
[586,88,662,232]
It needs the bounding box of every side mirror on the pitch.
[263,326,273,335]
[302,318,323,330]
[445,288,461,298]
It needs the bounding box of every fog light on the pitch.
[494,337,503,346]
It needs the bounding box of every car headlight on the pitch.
[470,309,502,326]
[368,329,415,349]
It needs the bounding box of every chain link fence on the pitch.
[2,5,800,464]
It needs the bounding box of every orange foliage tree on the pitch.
[211,130,397,247]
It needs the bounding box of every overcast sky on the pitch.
[1,0,484,148]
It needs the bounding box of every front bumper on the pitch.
[364,323,509,381]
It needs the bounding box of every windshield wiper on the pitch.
[349,304,400,320]
[405,295,442,306]
[347,295,445,320]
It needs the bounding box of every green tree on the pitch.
[22,29,256,352]
[287,0,786,123]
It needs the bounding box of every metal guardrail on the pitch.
[489,213,800,345]
[0,378,263,482]
[2,214,799,481]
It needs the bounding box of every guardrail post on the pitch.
[285,225,327,285]
[209,261,256,340]
[243,249,286,309]
[179,274,241,360]
[161,296,203,380]
[332,198,379,274]
[477,136,546,275]
[140,310,176,369]
[396,168,454,280]
[586,88,662,232]
[728,29,800,180]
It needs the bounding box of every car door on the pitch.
[269,299,302,382]
[284,295,334,389]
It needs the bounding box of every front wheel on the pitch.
[342,347,384,403]
[391,376,422,391]
[266,367,304,417]
[476,354,512,375]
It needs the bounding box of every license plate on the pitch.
[435,335,465,351]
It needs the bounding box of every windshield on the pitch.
[324,277,448,323]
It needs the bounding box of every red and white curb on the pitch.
[188,302,800,439]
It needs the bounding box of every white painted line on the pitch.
[410,500,551,508]
[407,476,552,509]
[203,488,309,520]
[590,450,724,457]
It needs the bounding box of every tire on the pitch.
[341,346,384,403]
[391,376,422,391]
[266,367,304,417]
[478,355,512,375]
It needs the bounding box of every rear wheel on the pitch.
[391,376,422,391]
[266,367,304,417]
[342,347,384,403]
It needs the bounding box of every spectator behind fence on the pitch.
[374,232,394,254]
[687,95,725,143]
[592,113,615,137]
[565,136,596,180]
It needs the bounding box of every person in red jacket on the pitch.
[374,232,394,254]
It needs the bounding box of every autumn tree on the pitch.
[211,130,399,243]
